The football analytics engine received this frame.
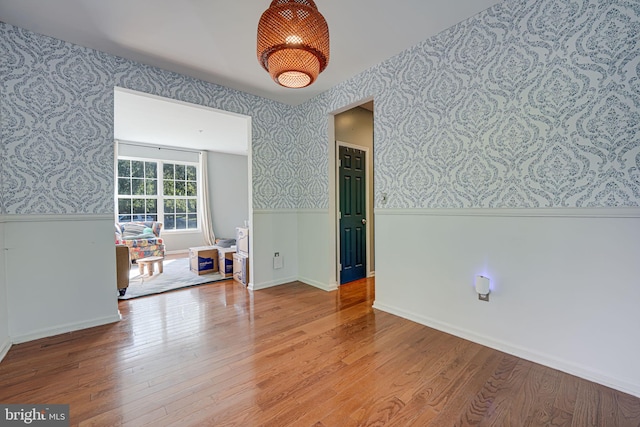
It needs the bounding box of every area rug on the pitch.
[119,257,231,299]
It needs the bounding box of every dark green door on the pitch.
[339,145,366,284]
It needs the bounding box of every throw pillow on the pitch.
[152,222,163,236]
[122,222,147,238]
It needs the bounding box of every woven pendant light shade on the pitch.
[257,0,330,88]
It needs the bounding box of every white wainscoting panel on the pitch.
[374,209,640,397]
[0,219,9,361]
[251,210,299,290]
[4,215,121,342]
[297,210,336,292]
[0,338,10,364]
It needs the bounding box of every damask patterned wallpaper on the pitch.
[0,23,298,214]
[297,0,640,209]
[1,0,639,214]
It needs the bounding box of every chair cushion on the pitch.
[121,238,164,248]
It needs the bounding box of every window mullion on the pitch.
[157,161,164,225]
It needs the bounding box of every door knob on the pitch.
[361,218,367,225]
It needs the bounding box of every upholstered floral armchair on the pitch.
[115,221,165,261]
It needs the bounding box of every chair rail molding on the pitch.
[1,214,114,223]
[374,207,640,218]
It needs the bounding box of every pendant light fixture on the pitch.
[257,0,330,89]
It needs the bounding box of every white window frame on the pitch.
[160,159,200,233]
[116,156,201,233]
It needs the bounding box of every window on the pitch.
[117,158,199,230]
[117,159,158,223]
[162,163,198,230]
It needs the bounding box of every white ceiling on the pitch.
[114,88,250,155]
[0,0,502,106]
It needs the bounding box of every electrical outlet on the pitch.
[478,293,490,302]
[273,253,283,269]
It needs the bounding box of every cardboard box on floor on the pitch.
[217,247,235,278]
[233,252,249,286]
[189,246,218,275]
[236,226,249,256]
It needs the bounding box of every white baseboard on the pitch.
[249,277,337,292]
[249,276,298,291]
[374,207,640,218]
[298,276,337,292]
[0,337,11,363]
[250,276,338,292]
[373,301,640,399]
[166,249,189,255]
[11,314,122,344]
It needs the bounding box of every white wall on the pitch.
[162,232,206,253]
[252,209,335,292]
[0,220,10,360]
[208,151,249,239]
[251,211,298,290]
[297,210,335,291]
[4,216,121,342]
[374,209,640,397]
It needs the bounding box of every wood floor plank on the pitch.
[572,379,602,427]
[1,276,639,426]
[616,391,640,427]
[522,368,563,427]
[457,354,527,425]
[554,373,580,416]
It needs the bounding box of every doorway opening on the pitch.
[334,101,374,285]
[113,87,253,298]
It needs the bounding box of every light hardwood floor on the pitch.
[1,278,639,426]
